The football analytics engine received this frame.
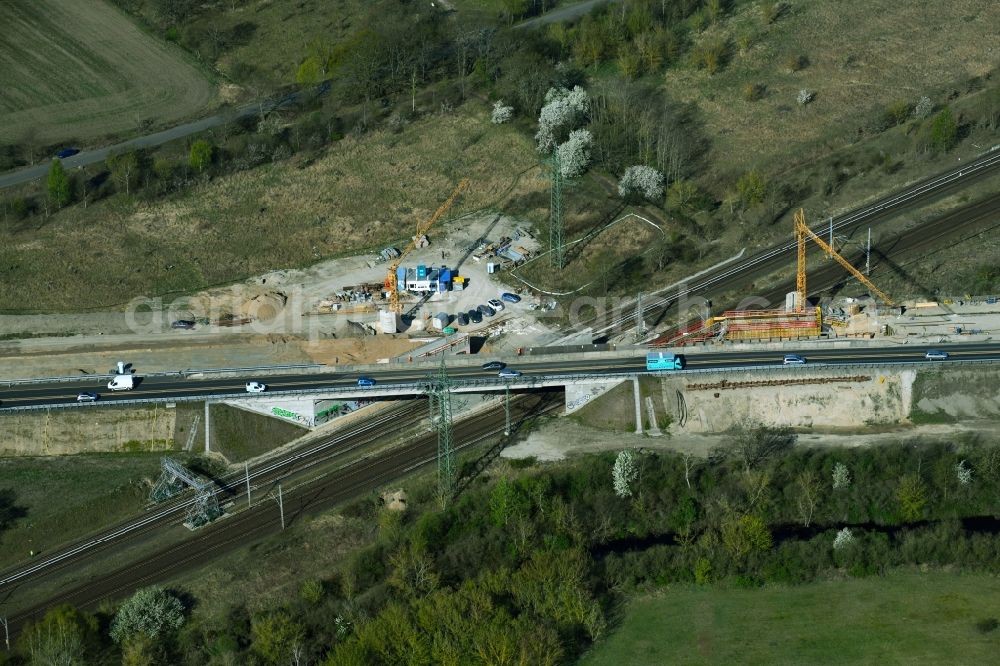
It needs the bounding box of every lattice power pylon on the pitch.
[150,457,221,528]
[549,149,565,269]
[428,356,455,505]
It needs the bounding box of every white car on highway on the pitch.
[245,381,267,393]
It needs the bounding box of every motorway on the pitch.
[588,147,1000,339]
[0,393,560,635]
[3,342,1000,409]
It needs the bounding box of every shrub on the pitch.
[832,462,851,490]
[785,54,808,73]
[742,83,765,101]
[491,100,513,124]
[694,557,712,584]
[885,99,912,126]
[692,39,728,74]
[797,89,816,105]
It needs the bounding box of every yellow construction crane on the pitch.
[794,208,894,307]
[384,179,470,313]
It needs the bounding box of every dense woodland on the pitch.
[10,429,1000,664]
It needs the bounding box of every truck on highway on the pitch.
[107,374,134,391]
[646,351,685,371]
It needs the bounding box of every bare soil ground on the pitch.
[672,0,999,176]
[502,417,1000,462]
[0,0,215,143]
[1,405,178,456]
[0,335,418,381]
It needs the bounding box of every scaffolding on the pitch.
[150,457,221,528]
[652,307,822,346]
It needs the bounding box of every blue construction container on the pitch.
[438,267,452,292]
[396,266,407,292]
[417,264,427,279]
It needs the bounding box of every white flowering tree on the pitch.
[613,449,639,498]
[797,89,815,105]
[491,100,513,125]
[833,527,855,550]
[618,165,665,201]
[832,462,851,490]
[535,85,590,153]
[110,586,185,644]
[956,459,973,486]
[914,95,933,118]
[557,128,593,178]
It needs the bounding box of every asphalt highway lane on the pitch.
[1,393,560,637]
[2,342,1000,409]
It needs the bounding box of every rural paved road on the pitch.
[515,0,617,29]
[0,91,305,190]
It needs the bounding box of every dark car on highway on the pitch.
[55,148,79,159]
[481,361,505,371]
[171,320,196,330]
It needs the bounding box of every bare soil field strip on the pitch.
[0,0,215,143]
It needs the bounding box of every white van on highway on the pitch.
[107,375,134,391]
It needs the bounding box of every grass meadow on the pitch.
[580,571,1000,665]
[211,404,307,463]
[0,453,165,572]
[0,0,215,143]
[667,0,999,179]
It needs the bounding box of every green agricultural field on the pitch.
[581,572,1000,665]
[0,453,165,571]
[0,0,215,144]
[0,106,544,312]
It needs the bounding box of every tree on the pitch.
[833,527,855,550]
[20,605,97,666]
[832,462,851,490]
[913,95,933,119]
[106,151,140,195]
[721,513,772,561]
[189,139,214,172]
[612,449,638,498]
[251,612,305,665]
[728,419,795,472]
[47,159,71,209]
[797,89,815,105]
[896,474,927,522]
[618,165,665,201]
[557,128,593,178]
[930,106,958,152]
[535,85,590,153]
[666,179,700,211]
[795,471,820,527]
[735,169,768,207]
[956,459,973,486]
[110,586,185,644]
